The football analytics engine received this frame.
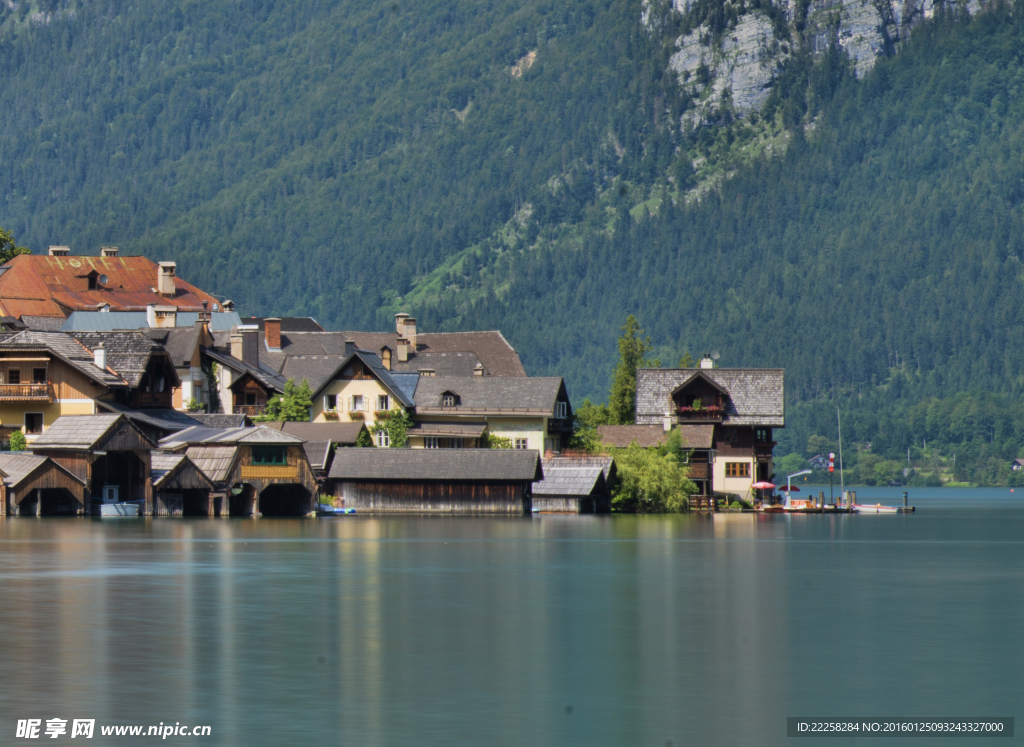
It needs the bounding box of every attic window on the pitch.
[441,392,459,407]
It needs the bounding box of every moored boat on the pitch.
[853,503,899,514]
[96,501,142,517]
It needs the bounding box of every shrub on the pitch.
[9,430,26,451]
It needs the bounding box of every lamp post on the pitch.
[786,470,813,509]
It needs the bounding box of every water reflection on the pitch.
[0,510,1020,746]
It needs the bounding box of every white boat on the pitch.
[853,503,899,514]
[97,501,142,517]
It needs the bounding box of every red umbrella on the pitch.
[784,485,801,492]
[751,481,775,489]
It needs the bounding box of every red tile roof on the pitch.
[0,255,220,318]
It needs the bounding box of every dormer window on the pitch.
[555,401,567,419]
[441,391,459,407]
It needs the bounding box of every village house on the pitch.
[0,246,221,321]
[410,375,572,452]
[531,455,614,513]
[634,356,785,502]
[157,425,317,516]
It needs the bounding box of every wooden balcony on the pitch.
[676,406,724,422]
[547,417,573,434]
[754,442,777,458]
[132,391,172,408]
[0,382,55,401]
[688,462,709,479]
[234,404,266,416]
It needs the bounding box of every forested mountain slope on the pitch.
[1,0,1024,478]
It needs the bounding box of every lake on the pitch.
[0,487,1020,745]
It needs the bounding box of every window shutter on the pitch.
[348,395,354,411]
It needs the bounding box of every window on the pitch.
[448,438,464,449]
[514,438,529,450]
[351,395,365,412]
[377,394,390,411]
[7,369,20,384]
[545,437,560,453]
[725,462,750,478]
[554,401,567,419]
[32,368,46,384]
[24,413,43,435]
[252,446,286,465]
[442,394,456,407]
[756,428,770,443]
[376,430,390,447]
[245,393,257,406]
[324,394,338,411]
[724,428,738,443]
[425,436,439,449]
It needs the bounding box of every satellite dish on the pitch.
[710,350,720,361]
[97,274,108,286]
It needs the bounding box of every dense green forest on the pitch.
[1,0,1024,481]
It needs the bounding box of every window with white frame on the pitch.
[514,438,529,450]
[350,394,365,412]
[442,394,456,407]
[555,401,567,419]
[425,436,439,449]
[377,394,390,411]
[324,394,338,411]
[376,430,390,447]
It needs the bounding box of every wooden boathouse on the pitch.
[151,452,217,516]
[532,456,614,513]
[0,453,87,516]
[29,414,155,513]
[326,448,542,513]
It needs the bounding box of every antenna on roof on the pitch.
[710,350,720,362]
[97,274,108,286]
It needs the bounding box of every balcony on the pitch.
[676,406,724,422]
[0,382,55,402]
[234,404,266,416]
[754,442,777,459]
[547,417,573,434]
[132,391,172,408]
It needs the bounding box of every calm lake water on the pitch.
[0,487,1021,746]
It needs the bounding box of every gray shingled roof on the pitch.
[161,327,201,368]
[0,453,85,489]
[151,452,215,490]
[0,331,125,387]
[263,421,364,445]
[189,413,251,428]
[533,465,606,497]
[328,448,542,482]
[184,445,238,483]
[29,414,152,449]
[95,399,202,432]
[302,441,332,470]
[413,376,566,414]
[202,347,286,393]
[69,331,170,388]
[158,425,305,449]
[21,316,66,331]
[635,368,785,427]
[597,424,715,449]
[543,455,615,481]
[286,348,415,407]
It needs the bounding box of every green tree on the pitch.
[0,227,29,265]
[355,427,374,447]
[609,315,655,426]
[9,430,26,451]
[566,398,612,452]
[482,432,512,449]
[257,379,313,422]
[610,442,696,513]
[678,352,695,368]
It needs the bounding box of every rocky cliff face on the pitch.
[662,0,983,127]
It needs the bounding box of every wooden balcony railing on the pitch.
[547,417,573,434]
[234,404,266,416]
[754,442,776,458]
[132,391,172,408]
[0,382,55,401]
[676,406,724,422]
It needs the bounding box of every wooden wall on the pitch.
[335,480,531,513]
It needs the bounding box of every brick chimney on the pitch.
[157,262,177,296]
[395,312,410,336]
[265,318,281,351]
[100,246,119,257]
[48,246,70,256]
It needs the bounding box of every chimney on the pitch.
[395,312,410,335]
[221,299,234,311]
[380,347,392,371]
[700,354,714,369]
[153,305,177,329]
[48,246,70,256]
[663,412,672,432]
[397,339,409,362]
[146,304,157,328]
[265,318,282,351]
[157,262,177,297]
[93,343,106,370]
[404,317,417,349]
[100,246,119,257]
[230,331,244,361]
[97,303,110,313]
[344,339,355,357]
[240,326,258,367]
[473,363,484,377]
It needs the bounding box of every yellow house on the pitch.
[0,332,133,443]
[409,376,573,453]
[307,345,417,446]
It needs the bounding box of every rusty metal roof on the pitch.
[0,254,220,319]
